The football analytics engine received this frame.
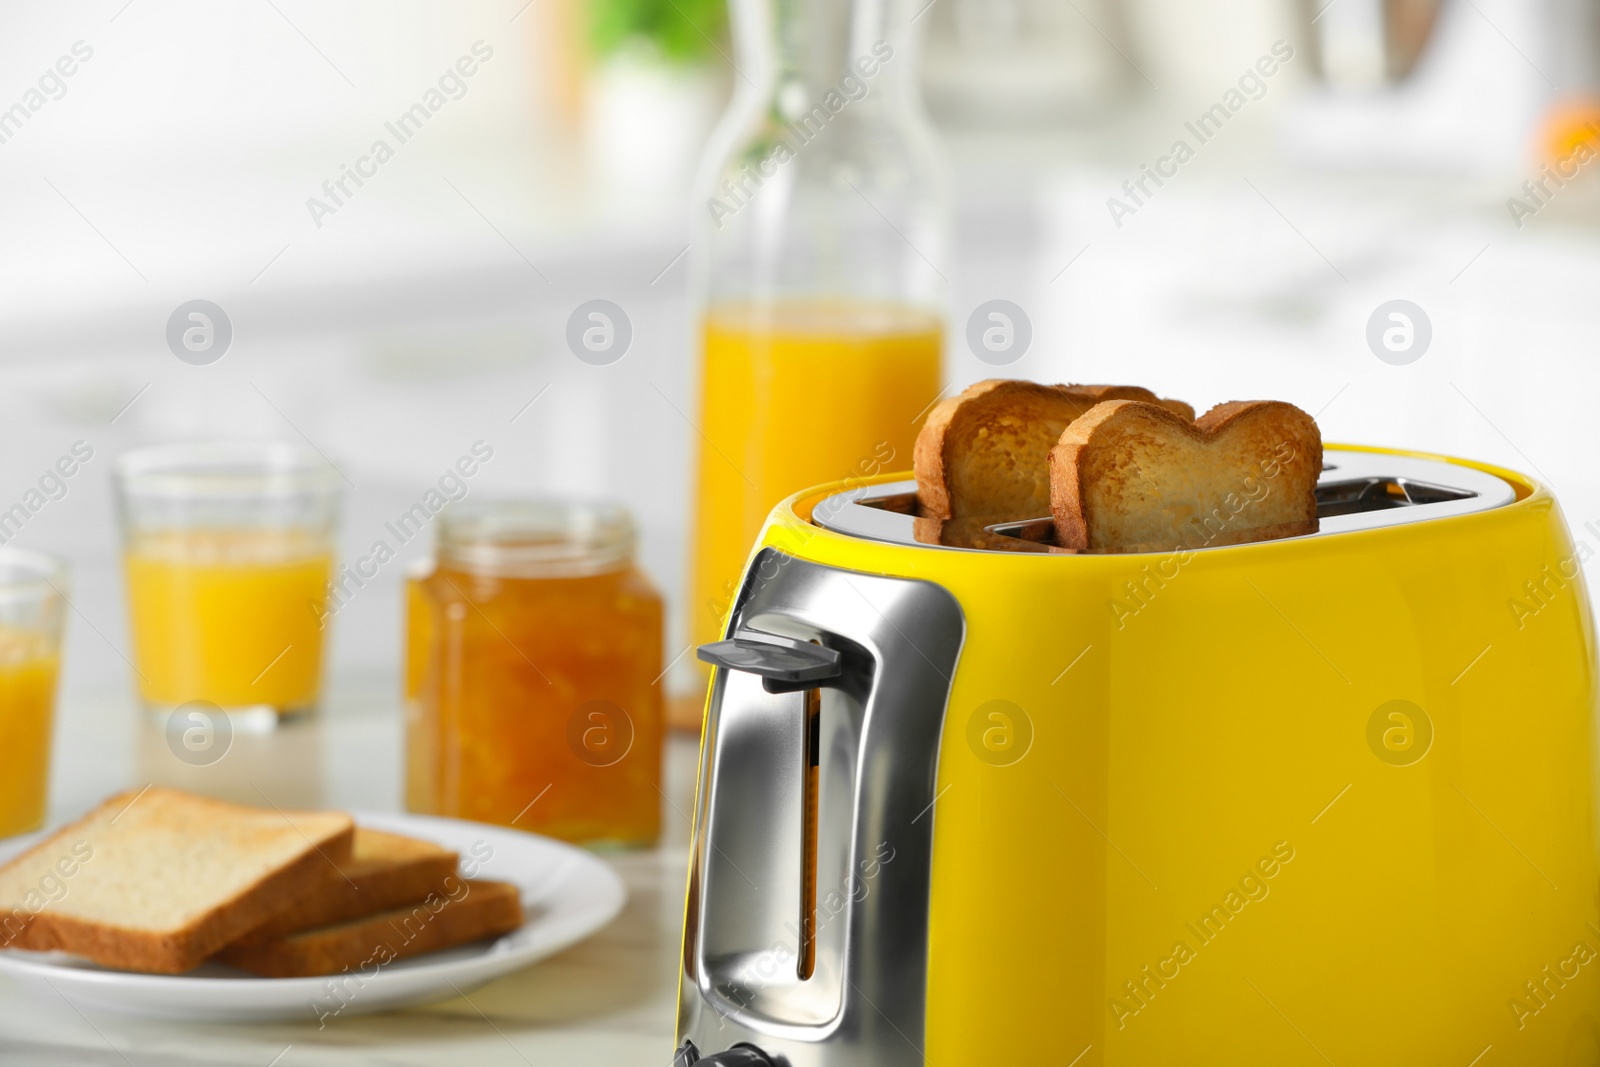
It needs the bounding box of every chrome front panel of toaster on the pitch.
[679,550,965,1067]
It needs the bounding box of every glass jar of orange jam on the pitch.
[405,501,663,847]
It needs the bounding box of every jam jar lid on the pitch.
[436,499,636,578]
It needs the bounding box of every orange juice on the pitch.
[125,529,331,711]
[0,630,59,838]
[689,300,942,657]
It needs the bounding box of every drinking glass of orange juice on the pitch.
[685,0,949,681]
[114,443,339,724]
[0,548,67,838]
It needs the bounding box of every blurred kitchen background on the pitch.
[3,0,1599,815]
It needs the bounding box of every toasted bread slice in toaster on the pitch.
[1048,400,1321,553]
[914,379,1195,523]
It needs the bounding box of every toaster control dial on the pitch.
[674,1040,778,1066]
[697,627,842,693]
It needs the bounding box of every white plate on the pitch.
[0,810,626,1022]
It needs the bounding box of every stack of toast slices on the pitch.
[0,788,524,978]
[914,379,1323,552]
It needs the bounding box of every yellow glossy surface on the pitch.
[0,630,59,838]
[124,530,330,710]
[739,446,1600,1066]
[405,564,664,846]
[688,301,941,665]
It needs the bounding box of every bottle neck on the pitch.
[732,0,920,106]
[698,0,947,312]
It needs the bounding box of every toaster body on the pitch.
[678,447,1600,1066]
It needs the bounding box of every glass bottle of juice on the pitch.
[686,0,948,677]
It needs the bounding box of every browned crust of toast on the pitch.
[1049,399,1322,553]
[914,380,1193,521]
[911,514,945,546]
[2,790,354,974]
[216,879,524,978]
[229,833,459,947]
[0,806,107,950]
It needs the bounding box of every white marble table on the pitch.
[0,682,697,1067]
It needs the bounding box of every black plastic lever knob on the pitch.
[696,627,842,693]
[674,1041,776,1066]
[699,1050,775,1066]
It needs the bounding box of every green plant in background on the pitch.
[589,0,728,65]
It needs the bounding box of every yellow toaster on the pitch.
[675,445,1600,1067]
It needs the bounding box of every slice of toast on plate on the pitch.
[1049,400,1321,553]
[0,787,353,974]
[228,827,459,948]
[915,379,1195,523]
[216,878,523,978]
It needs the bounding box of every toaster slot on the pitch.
[853,490,918,515]
[984,518,1056,543]
[977,477,1482,547]
[1314,476,1475,516]
[809,451,1516,553]
[798,687,821,982]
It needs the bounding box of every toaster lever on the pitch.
[697,628,842,694]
